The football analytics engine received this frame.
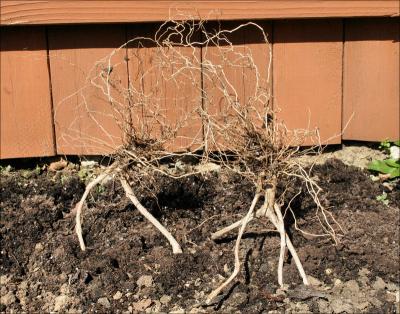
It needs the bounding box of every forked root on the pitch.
[273,203,309,286]
[267,203,309,286]
[207,199,308,303]
[120,178,183,254]
[206,193,261,304]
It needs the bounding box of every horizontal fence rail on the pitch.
[1,1,399,25]
[1,16,399,158]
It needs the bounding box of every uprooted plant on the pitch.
[71,17,209,255]
[61,16,343,304]
[192,20,343,303]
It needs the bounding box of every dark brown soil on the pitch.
[1,159,399,313]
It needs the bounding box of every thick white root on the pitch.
[120,178,183,254]
[75,172,111,251]
[208,200,309,303]
[206,193,261,304]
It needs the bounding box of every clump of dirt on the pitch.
[296,144,386,169]
[0,158,399,313]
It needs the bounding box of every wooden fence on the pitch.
[1,1,399,159]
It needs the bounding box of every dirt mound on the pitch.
[1,159,399,313]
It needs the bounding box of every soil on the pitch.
[1,148,399,313]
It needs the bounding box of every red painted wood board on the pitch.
[343,18,400,141]
[48,25,128,155]
[273,20,343,146]
[127,23,203,152]
[0,26,55,159]
[1,1,399,25]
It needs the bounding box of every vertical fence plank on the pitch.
[0,27,55,159]
[127,24,203,152]
[343,18,399,141]
[273,20,343,145]
[48,25,128,155]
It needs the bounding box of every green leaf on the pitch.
[368,159,400,178]
[389,167,400,178]
[368,160,394,173]
[379,139,391,151]
[393,140,400,146]
[384,159,400,168]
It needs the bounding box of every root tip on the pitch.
[173,248,183,254]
